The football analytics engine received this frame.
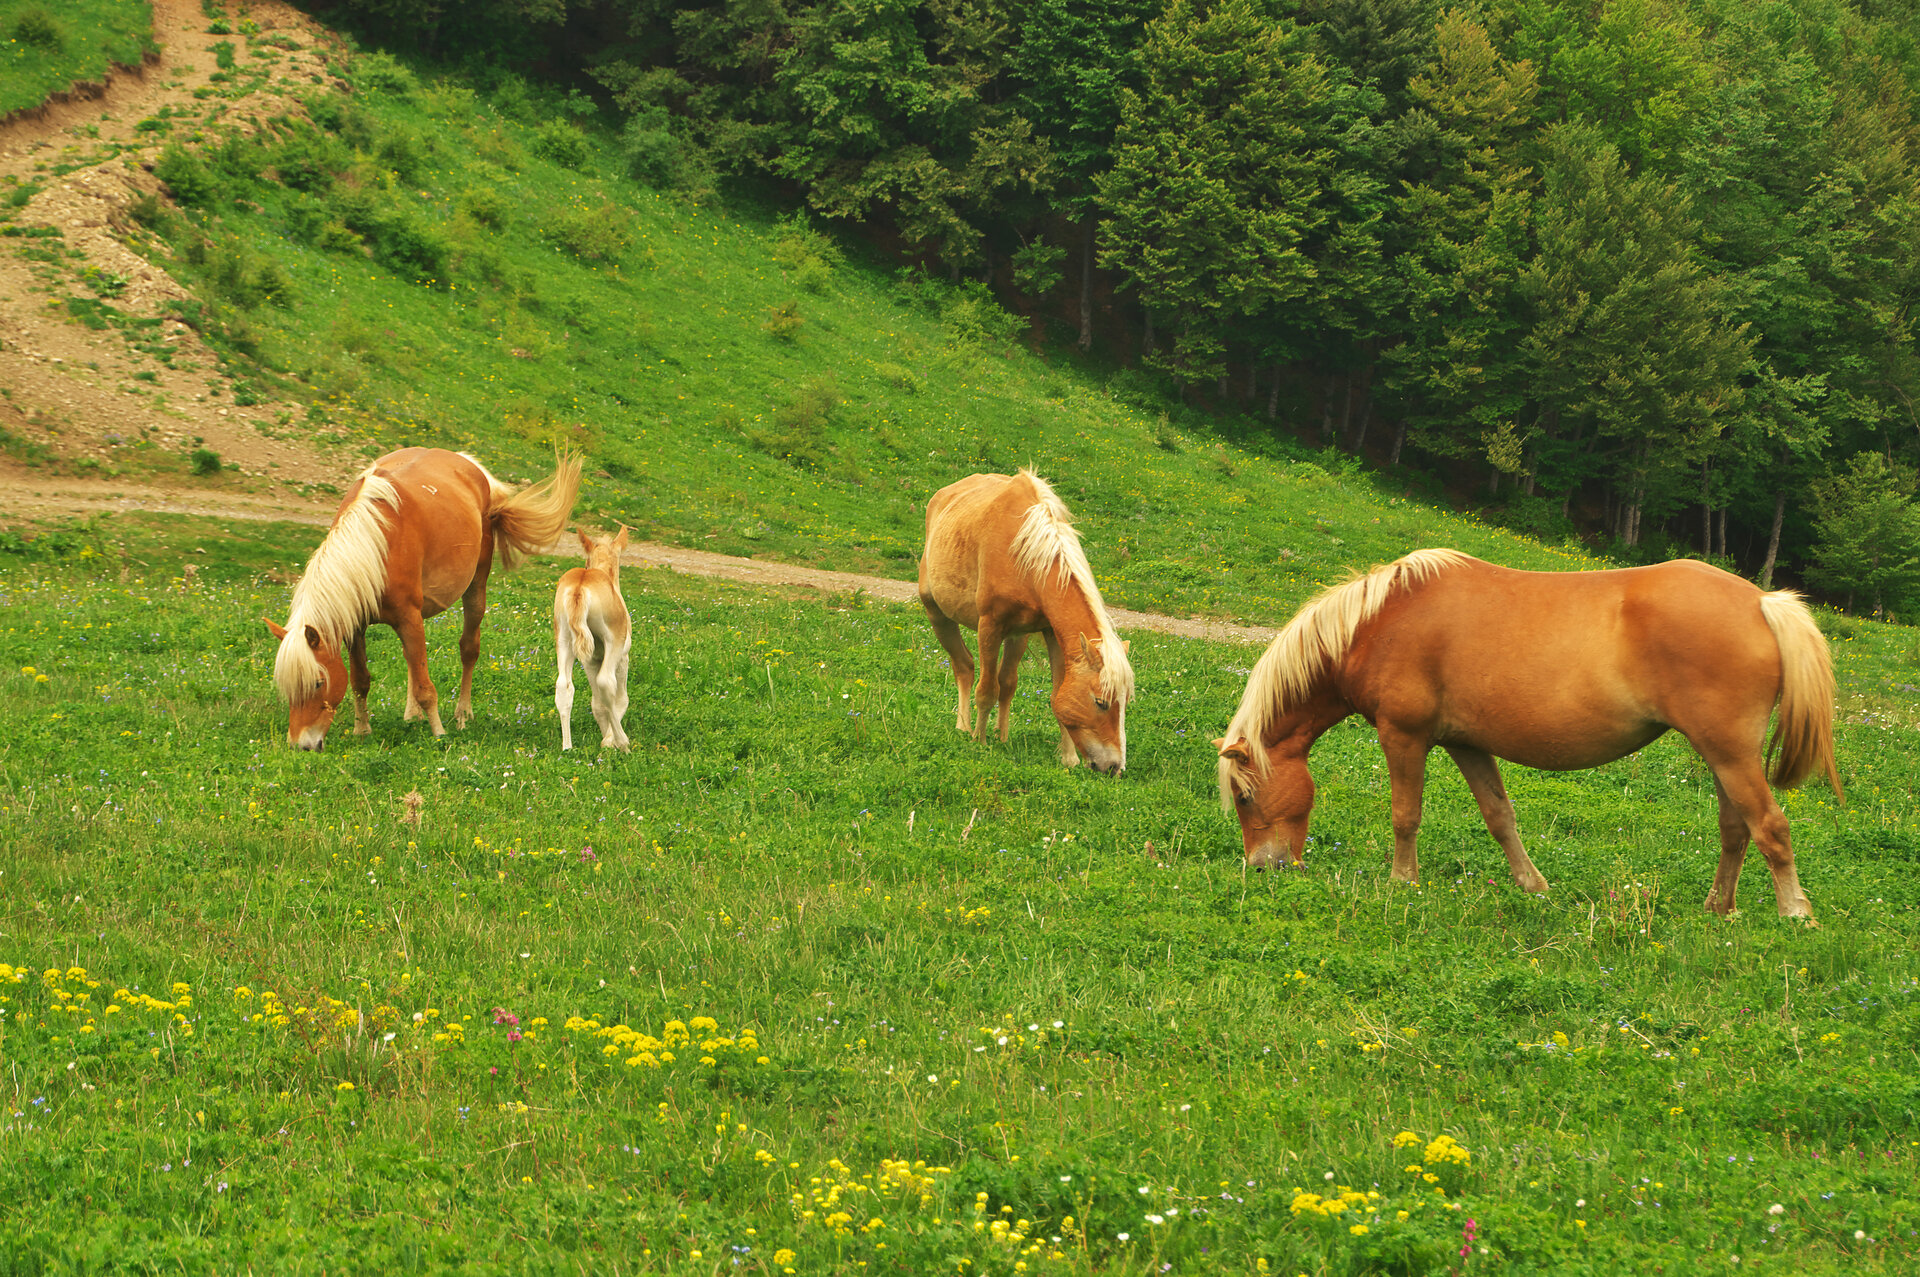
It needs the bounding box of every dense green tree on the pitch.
[1806,451,1920,613]
[1519,124,1753,545]
[1097,0,1336,386]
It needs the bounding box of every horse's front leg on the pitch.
[995,632,1029,743]
[1445,745,1548,893]
[395,611,444,736]
[347,628,373,736]
[1042,629,1078,768]
[454,578,489,730]
[1377,727,1429,883]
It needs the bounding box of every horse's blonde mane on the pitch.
[272,470,398,704]
[1218,548,1471,810]
[1008,470,1135,703]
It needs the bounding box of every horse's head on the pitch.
[265,616,347,750]
[1054,633,1131,775]
[1216,735,1314,869]
[580,525,629,579]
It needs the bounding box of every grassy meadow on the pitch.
[0,521,1917,1274]
[0,0,154,119]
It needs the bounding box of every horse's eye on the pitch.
[1093,697,1109,712]
[1235,792,1250,806]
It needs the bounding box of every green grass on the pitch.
[0,0,153,118]
[1,525,1917,1273]
[121,47,1601,629]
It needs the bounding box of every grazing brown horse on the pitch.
[554,525,632,751]
[919,469,1135,773]
[1215,550,1841,918]
[265,448,581,750]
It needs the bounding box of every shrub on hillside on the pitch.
[12,8,61,49]
[762,300,804,342]
[538,203,631,263]
[460,186,510,232]
[747,379,838,469]
[376,128,431,185]
[531,120,592,171]
[620,107,707,192]
[374,213,453,284]
[153,144,220,208]
[354,52,419,97]
[772,215,842,295]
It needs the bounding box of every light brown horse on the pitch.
[919,469,1135,773]
[265,448,581,750]
[554,525,632,751]
[1215,550,1841,917]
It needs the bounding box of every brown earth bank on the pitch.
[0,0,349,496]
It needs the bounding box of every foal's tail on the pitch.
[1759,590,1843,799]
[490,452,583,571]
[563,583,595,664]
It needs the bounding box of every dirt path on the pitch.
[0,0,348,490]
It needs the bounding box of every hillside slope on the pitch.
[0,3,1607,626]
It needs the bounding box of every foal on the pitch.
[554,526,632,750]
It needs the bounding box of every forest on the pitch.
[308,0,1920,610]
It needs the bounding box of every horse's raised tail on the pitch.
[1759,589,1843,799]
[489,453,582,571]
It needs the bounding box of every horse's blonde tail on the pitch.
[1760,590,1843,799]
[491,453,582,570]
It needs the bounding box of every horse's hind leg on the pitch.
[1377,727,1430,883]
[453,577,488,730]
[1445,745,1549,893]
[995,633,1029,742]
[605,646,632,749]
[920,596,977,733]
[1700,757,1813,919]
[554,611,576,751]
[347,629,373,736]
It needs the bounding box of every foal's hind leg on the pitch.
[995,633,1030,742]
[920,596,977,733]
[1445,745,1549,893]
[554,612,577,751]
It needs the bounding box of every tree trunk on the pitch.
[1701,460,1712,555]
[1388,420,1407,466]
[1349,386,1373,454]
[1142,308,1155,360]
[1267,363,1281,421]
[1339,369,1355,445]
[1076,218,1094,352]
[1715,507,1728,559]
[1758,488,1786,589]
[1487,467,1500,497]
[1319,373,1335,442]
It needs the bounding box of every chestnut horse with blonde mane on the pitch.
[1216,550,1841,918]
[919,469,1135,773]
[554,524,632,751]
[266,448,581,750]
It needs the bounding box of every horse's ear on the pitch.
[1122,639,1131,654]
[263,616,288,641]
[577,530,595,557]
[1079,633,1104,669]
[612,525,629,552]
[303,624,324,653]
[1218,737,1252,763]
